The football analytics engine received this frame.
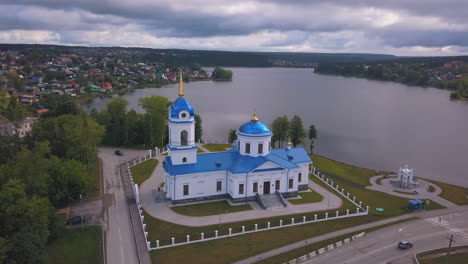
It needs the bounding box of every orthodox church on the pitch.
[162,74,312,204]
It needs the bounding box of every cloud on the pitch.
[0,0,467,55]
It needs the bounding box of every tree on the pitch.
[308,124,318,154]
[289,115,306,147]
[212,67,233,80]
[5,96,26,125]
[33,115,104,169]
[107,97,129,146]
[139,95,170,148]
[195,114,203,143]
[271,115,290,148]
[227,129,237,143]
[8,71,24,91]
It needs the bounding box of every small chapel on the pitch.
[162,74,312,204]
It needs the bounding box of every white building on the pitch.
[398,165,415,188]
[162,74,312,204]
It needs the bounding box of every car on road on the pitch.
[397,240,413,250]
[115,150,124,156]
[66,216,86,226]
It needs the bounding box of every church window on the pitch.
[245,143,250,154]
[183,184,189,196]
[258,143,263,154]
[288,179,294,189]
[253,182,258,193]
[239,183,244,195]
[182,157,187,163]
[269,141,271,151]
[216,181,222,192]
[298,173,302,182]
[181,130,188,146]
[275,180,280,191]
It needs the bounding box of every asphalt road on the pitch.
[306,209,468,264]
[71,147,150,264]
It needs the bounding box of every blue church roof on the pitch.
[163,147,311,176]
[238,120,271,135]
[170,97,195,118]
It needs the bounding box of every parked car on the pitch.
[66,216,86,226]
[115,150,124,156]
[397,240,413,250]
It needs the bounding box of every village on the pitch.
[0,47,211,136]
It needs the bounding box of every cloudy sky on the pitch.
[1,0,468,56]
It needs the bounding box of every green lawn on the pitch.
[310,155,389,186]
[256,217,419,264]
[130,159,158,186]
[88,158,102,199]
[310,156,445,217]
[149,214,392,264]
[170,201,252,216]
[288,189,324,205]
[424,179,468,205]
[420,252,468,264]
[202,143,233,152]
[393,190,417,195]
[43,226,103,264]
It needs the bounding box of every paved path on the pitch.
[235,205,468,264]
[196,143,210,153]
[367,176,457,208]
[70,147,150,264]
[139,161,343,226]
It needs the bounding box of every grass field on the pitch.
[310,156,445,216]
[88,158,102,199]
[256,217,420,264]
[424,179,468,205]
[203,143,233,152]
[130,158,159,186]
[288,189,324,205]
[170,201,252,216]
[310,155,389,186]
[149,214,392,264]
[43,226,103,264]
[420,252,468,264]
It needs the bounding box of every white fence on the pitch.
[149,209,368,250]
[124,154,369,251]
[311,166,368,211]
[283,232,366,264]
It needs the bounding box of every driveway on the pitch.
[70,147,151,264]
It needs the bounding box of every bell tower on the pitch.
[167,73,198,165]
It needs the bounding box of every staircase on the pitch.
[257,192,286,209]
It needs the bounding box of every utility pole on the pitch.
[446,234,455,264]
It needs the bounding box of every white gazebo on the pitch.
[398,165,416,188]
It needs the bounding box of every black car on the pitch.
[115,150,124,156]
[397,240,413,250]
[66,216,86,226]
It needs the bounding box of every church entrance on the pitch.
[263,181,270,194]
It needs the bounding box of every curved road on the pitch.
[306,207,468,264]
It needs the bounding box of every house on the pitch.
[167,74,177,81]
[0,117,36,137]
[101,82,112,89]
[17,94,35,104]
[162,74,312,204]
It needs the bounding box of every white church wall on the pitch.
[168,118,195,147]
[237,133,272,157]
[172,171,228,201]
[168,148,197,165]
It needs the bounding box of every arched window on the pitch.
[182,157,187,163]
[181,130,188,146]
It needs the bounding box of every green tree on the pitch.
[107,97,129,146]
[195,114,203,143]
[290,115,306,147]
[5,95,26,125]
[227,129,237,144]
[308,124,318,154]
[271,115,290,148]
[8,71,25,91]
[139,95,170,148]
[212,67,233,80]
[33,115,104,169]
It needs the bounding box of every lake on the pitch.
[84,68,468,187]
